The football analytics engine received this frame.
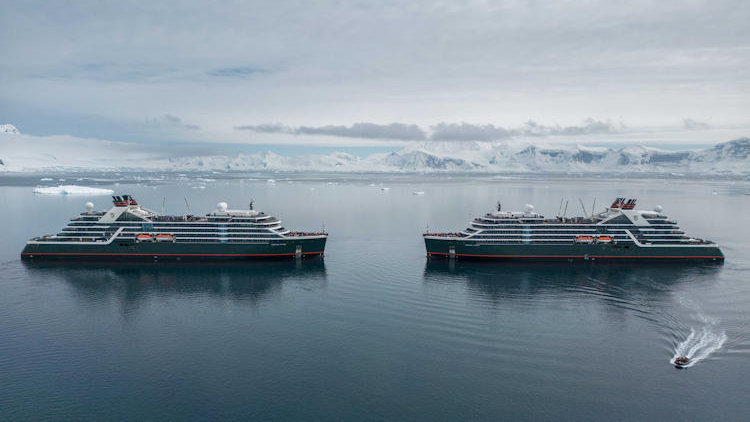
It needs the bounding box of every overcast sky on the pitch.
[1,0,748,147]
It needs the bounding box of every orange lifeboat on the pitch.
[155,234,175,242]
[596,236,613,244]
[136,233,154,242]
[575,235,595,244]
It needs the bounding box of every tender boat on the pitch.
[674,356,690,367]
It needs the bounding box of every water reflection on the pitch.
[22,259,327,308]
[423,260,722,305]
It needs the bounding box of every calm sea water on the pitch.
[1,174,749,420]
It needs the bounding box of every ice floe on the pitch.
[33,185,115,195]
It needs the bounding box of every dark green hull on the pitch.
[21,237,327,261]
[424,238,724,262]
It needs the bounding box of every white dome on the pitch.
[85,201,94,212]
[524,203,535,213]
[217,201,228,212]
[653,205,663,213]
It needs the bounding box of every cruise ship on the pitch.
[424,198,724,261]
[21,195,327,260]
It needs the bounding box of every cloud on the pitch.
[208,66,266,78]
[430,122,510,141]
[236,122,426,140]
[683,118,711,130]
[156,114,200,130]
[1,1,747,145]
[29,63,267,82]
[428,119,618,141]
[515,118,618,137]
[27,62,184,83]
[234,123,294,133]
[232,119,620,141]
[297,123,426,140]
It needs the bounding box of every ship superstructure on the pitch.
[22,195,327,260]
[424,198,723,261]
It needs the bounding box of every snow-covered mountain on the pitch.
[1,125,748,175]
[163,138,750,175]
[0,124,20,134]
[169,151,363,172]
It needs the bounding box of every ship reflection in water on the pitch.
[421,260,727,373]
[423,259,722,304]
[22,259,327,309]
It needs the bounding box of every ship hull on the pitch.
[424,238,724,262]
[21,237,327,261]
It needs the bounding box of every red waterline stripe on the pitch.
[426,252,722,259]
[21,252,324,257]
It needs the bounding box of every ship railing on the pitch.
[423,232,467,238]
[623,230,716,247]
[27,227,125,245]
[284,232,328,237]
[152,215,210,222]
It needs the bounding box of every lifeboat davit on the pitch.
[674,356,690,367]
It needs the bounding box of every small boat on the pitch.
[136,233,154,242]
[674,356,690,367]
[575,235,595,244]
[155,234,175,242]
[596,236,613,244]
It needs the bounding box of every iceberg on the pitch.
[33,185,115,195]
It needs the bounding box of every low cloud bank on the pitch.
[236,122,426,140]
[683,118,711,130]
[236,118,618,141]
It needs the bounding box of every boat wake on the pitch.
[671,326,727,368]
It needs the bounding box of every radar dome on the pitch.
[524,204,535,213]
[653,205,663,213]
[217,202,228,212]
[85,201,94,212]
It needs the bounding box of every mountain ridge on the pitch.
[1,125,748,175]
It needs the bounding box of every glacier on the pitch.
[1,126,749,175]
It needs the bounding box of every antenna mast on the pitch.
[578,198,587,218]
